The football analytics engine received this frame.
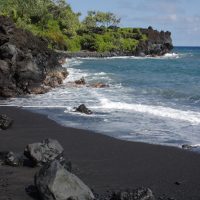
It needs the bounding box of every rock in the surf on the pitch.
[75,77,86,85]
[24,138,64,166]
[0,114,13,130]
[74,104,93,115]
[91,82,109,88]
[182,144,193,150]
[110,188,155,200]
[35,160,94,200]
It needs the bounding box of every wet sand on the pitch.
[0,106,200,200]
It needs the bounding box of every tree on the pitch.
[83,11,120,28]
[48,0,81,37]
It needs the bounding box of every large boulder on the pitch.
[74,104,93,115]
[24,139,64,166]
[110,188,155,200]
[35,160,94,200]
[0,114,13,130]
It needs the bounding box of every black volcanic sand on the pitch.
[0,107,200,200]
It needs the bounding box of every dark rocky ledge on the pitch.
[0,16,68,98]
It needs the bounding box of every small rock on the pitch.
[75,104,93,115]
[35,160,94,200]
[0,114,13,130]
[0,151,24,166]
[24,138,64,166]
[110,188,155,200]
[91,83,109,88]
[0,151,9,165]
[75,77,86,85]
[182,144,192,150]
[5,151,24,167]
[174,181,181,186]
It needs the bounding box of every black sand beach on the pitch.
[1,106,200,200]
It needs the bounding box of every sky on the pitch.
[67,0,200,46]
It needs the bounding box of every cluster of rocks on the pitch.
[0,139,94,200]
[0,114,13,130]
[0,16,68,98]
[0,138,157,200]
[74,77,109,88]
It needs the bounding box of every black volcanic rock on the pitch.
[0,16,68,97]
[75,104,93,115]
[137,28,173,56]
[75,77,86,85]
[24,138,64,167]
[110,188,155,200]
[35,160,94,200]
[0,151,24,167]
[0,114,13,130]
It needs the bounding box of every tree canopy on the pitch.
[83,11,121,28]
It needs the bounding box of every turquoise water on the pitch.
[2,47,200,147]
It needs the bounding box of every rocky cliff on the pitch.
[136,27,173,56]
[0,16,68,98]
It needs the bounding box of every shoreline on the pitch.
[1,106,200,199]
[0,105,188,150]
[57,50,175,59]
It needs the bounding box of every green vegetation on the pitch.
[0,0,147,52]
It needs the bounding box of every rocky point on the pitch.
[0,16,68,98]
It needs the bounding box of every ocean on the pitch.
[1,47,200,148]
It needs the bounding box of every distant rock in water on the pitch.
[0,16,68,98]
[75,104,93,115]
[75,77,86,85]
[35,160,94,200]
[0,114,13,130]
[90,82,109,88]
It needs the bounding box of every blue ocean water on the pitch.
[1,47,200,147]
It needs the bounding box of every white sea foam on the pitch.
[93,98,200,125]
[162,53,180,59]
[94,72,107,76]
[77,53,181,60]
[64,58,83,67]
[63,67,89,83]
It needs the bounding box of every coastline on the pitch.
[1,106,200,199]
[56,50,173,59]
